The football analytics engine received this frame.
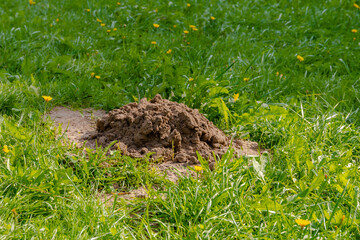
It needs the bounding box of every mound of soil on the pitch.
[86,94,259,164]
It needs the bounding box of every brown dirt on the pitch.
[85,94,261,165]
[47,107,105,144]
[47,98,263,200]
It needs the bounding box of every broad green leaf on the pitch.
[253,198,283,212]
[208,86,229,97]
[324,210,330,220]
[334,184,343,193]
[331,210,343,225]
[309,172,324,191]
[306,160,314,172]
[209,97,231,126]
[110,227,117,236]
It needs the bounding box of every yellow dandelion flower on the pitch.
[86,9,90,12]
[189,25,196,28]
[117,2,121,5]
[295,219,311,229]
[95,75,101,79]
[184,30,189,34]
[3,145,10,153]
[153,23,160,28]
[192,28,198,31]
[107,29,111,33]
[113,28,117,31]
[233,93,239,101]
[11,208,17,216]
[96,18,102,23]
[166,49,172,54]
[101,23,106,27]
[50,24,53,27]
[276,72,279,76]
[91,72,95,78]
[194,166,203,172]
[297,55,304,62]
[151,41,157,45]
[187,3,191,7]
[187,42,190,45]
[189,77,194,81]
[243,77,249,82]
[354,37,356,41]
[173,25,177,28]
[29,0,36,5]
[42,96,53,102]
[352,29,358,33]
[210,16,215,20]
[354,3,360,9]
[56,18,59,22]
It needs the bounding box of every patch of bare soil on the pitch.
[47,106,105,145]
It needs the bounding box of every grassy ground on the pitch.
[1,0,360,238]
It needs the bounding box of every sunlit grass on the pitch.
[1,0,360,238]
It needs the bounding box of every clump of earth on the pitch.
[86,94,259,164]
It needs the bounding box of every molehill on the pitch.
[86,94,257,164]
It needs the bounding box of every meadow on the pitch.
[1,0,360,238]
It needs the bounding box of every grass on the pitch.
[1,0,360,238]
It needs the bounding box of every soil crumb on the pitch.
[86,94,260,165]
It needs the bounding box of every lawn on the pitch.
[1,0,360,238]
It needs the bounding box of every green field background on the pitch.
[1,0,360,238]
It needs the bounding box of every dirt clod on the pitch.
[86,94,260,164]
